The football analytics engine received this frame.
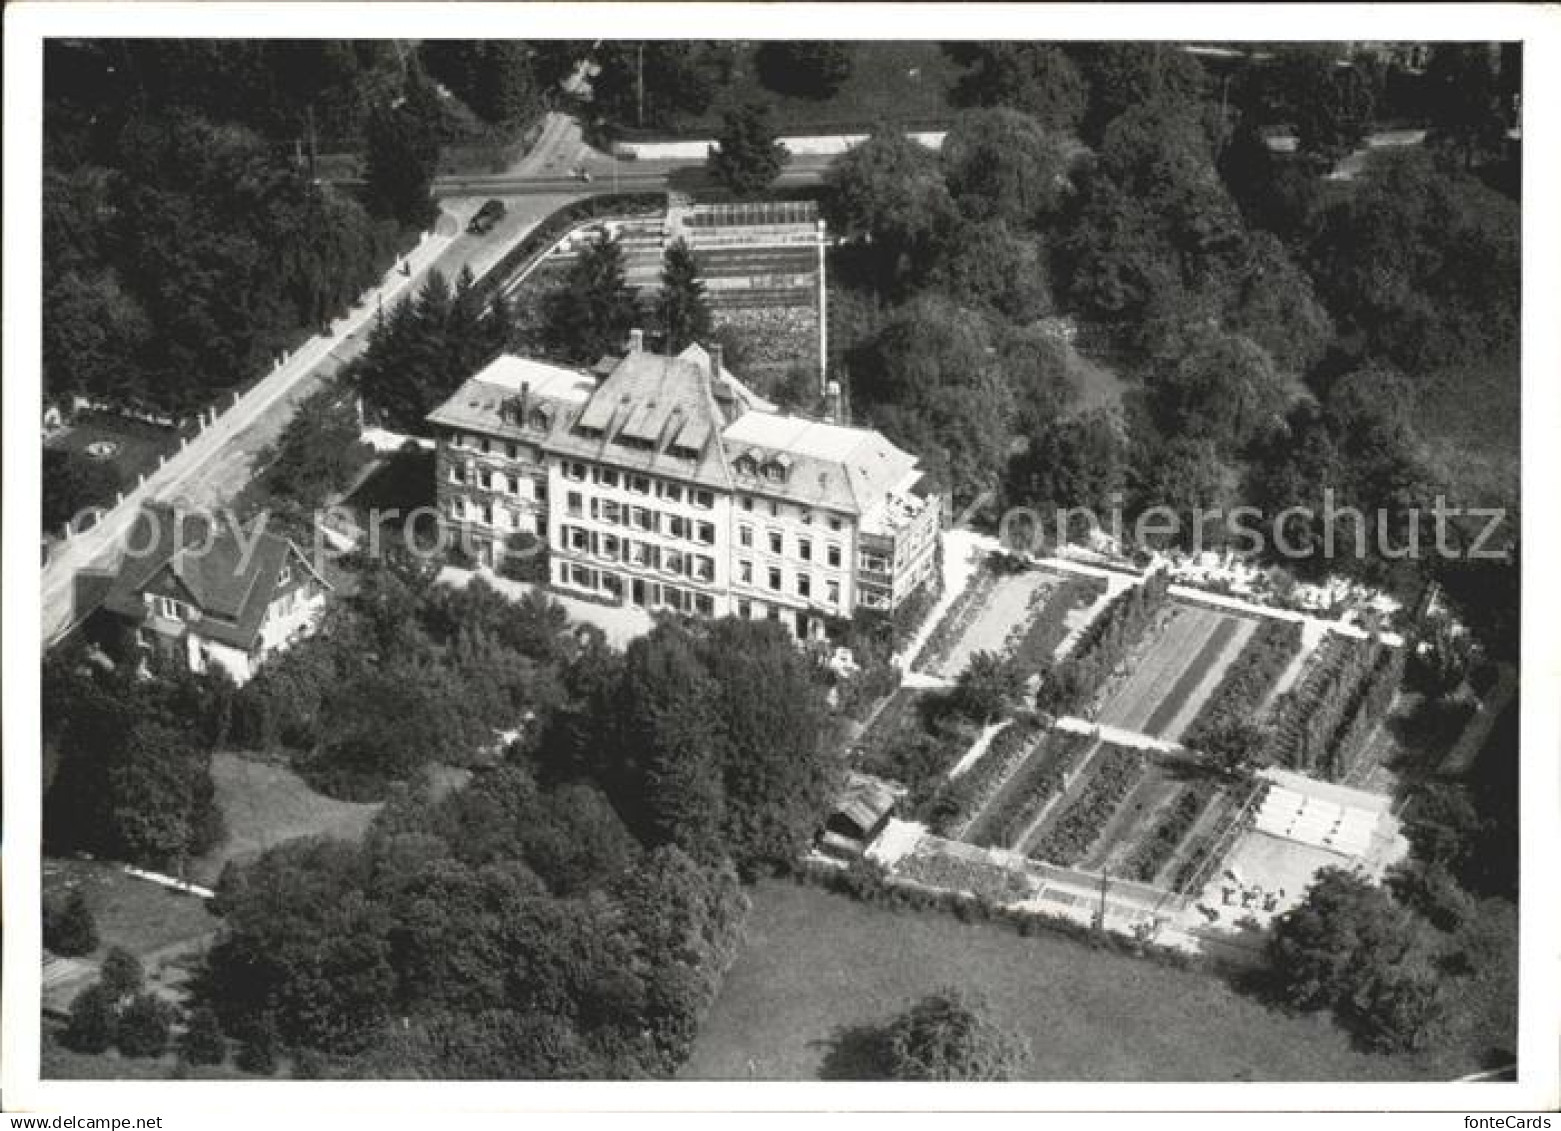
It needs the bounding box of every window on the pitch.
[664,550,684,576]
[481,503,493,526]
[629,475,650,495]
[478,469,491,490]
[601,572,623,597]
[480,437,492,454]
[767,604,781,622]
[601,533,620,559]
[768,500,779,517]
[695,594,714,616]
[798,537,812,562]
[596,468,620,489]
[568,526,590,552]
[736,455,757,477]
[565,462,586,482]
[768,531,783,555]
[529,410,550,433]
[763,463,784,483]
[154,596,185,621]
[601,500,621,525]
[506,443,519,460]
[693,555,714,582]
[826,580,841,605]
[827,544,842,568]
[663,483,683,504]
[862,553,889,573]
[739,559,753,584]
[278,562,292,585]
[797,573,811,598]
[668,515,687,540]
[737,599,752,619]
[800,509,813,525]
[696,521,715,545]
[567,491,584,517]
[570,564,595,589]
[767,567,782,591]
[450,464,467,485]
[739,525,753,548]
[693,489,714,510]
[829,516,843,532]
[632,507,655,532]
[741,495,754,512]
[535,481,548,502]
[628,541,649,566]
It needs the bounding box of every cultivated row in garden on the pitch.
[1030,744,1149,866]
[1119,778,1220,885]
[1180,618,1306,752]
[1268,634,1405,781]
[1036,572,1173,716]
[965,726,1096,851]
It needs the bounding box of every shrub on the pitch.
[179,1005,228,1067]
[116,992,175,1058]
[62,983,118,1054]
[43,889,99,957]
[1037,574,1171,714]
[99,946,145,1000]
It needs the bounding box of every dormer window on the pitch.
[762,462,785,483]
[279,562,292,586]
[529,408,550,432]
[736,455,757,477]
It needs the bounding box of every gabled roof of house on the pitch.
[721,411,922,518]
[102,504,327,650]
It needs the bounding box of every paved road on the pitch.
[40,192,582,646]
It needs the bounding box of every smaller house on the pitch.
[102,504,330,685]
[820,772,902,858]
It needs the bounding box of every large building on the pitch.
[426,334,939,639]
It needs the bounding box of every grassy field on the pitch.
[681,41,960,137]
[42,858,220,960]
[683,881,1462,1081]
[192,751,383,884]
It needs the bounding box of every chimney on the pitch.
[824,379,842,424]
[628,328,644,353]
[519,381,530,423]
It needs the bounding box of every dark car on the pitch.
[467,199,506,235]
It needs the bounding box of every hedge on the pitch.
[1181,618,1304,752]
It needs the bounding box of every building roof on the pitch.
[832,772,900,837]
[101,504,326,650]
[426,357,597,444]
[722,411,923,519]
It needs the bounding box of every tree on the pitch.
[654,238,712,353]
[362,67,442,230]
[849,296,1015,506]
[1422,44,1511,172]
[1070,42,1208,144]
[62,983,119,1054]
[1006,408,1127,521]
[257,385,365,509]
[543,231,639,363]
[180,1004,229,1066]
[44,889,100,957]
[1149,331,1286,456]
[932,220,1052,323]
[951,652,1021,723]
[1265,866,1448,1053]
[421,41,540,125]
[99,946,145,1000]
[754,42,854,99]
[941,108,1071,227]
[1199,716,1267,775]
[116,992,175,1058]
[949,43,1087,133]
[707,103,788,198]
[882,990,1030,1081]
[824,127,959,296]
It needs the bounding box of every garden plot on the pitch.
[963,726,1096,850]
[1096,604,1255,740]
[1023,743,1151,865]
[1078,758,1194,874]
[916,565,1103,680]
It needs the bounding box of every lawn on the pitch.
[679,41,960,138]
[42,858,219,960]
[683,880,1458,1080]
[192,751,383,884]
[44,411,183,520]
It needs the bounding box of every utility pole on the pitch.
[306,103,318,182]
[1095,869,1110,932]
[636,42,645,128]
